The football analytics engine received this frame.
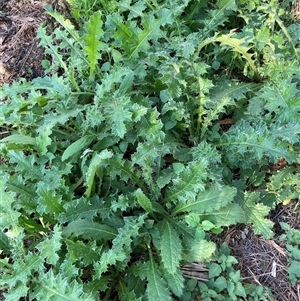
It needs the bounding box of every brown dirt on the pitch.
[0,0,48,86]
[225,201,300,301]
[0,1,299,301]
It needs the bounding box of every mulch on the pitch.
[0,0,46,86]
[0,1,299,301]
[225,201,300,301]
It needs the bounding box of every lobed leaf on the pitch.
[83,11,105,80]
[84,149,113,197]
[62,219,118,240]
[173,185,237,215]
[160,222,182,275]
[146,258,172,301]
[31,269,94,301]
[164,160,208,204]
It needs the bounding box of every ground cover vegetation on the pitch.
[0,0,299,300]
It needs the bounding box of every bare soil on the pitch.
[0,1,299,301]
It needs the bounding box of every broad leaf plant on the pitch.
[0,0,299,300]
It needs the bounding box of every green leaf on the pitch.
[36,183,64,215]
[36,125,52,155]
[243,192,274,238]
[160,222,182,275]
[117,70,135,96]
[118,279,140,301]
[65,240,100,265]
[189,239,216,262]
[201,203,244,228]
[36,225,62,265]
[173,185,236,215]
[214,276,227,291]
[83,11,105,80]
[128,9,173,58]
[37,26,68,71]
[235,281,246,297]
[62,219,117,240]
[38,107,83,133]
[0,134,36,145]
[7,151,43,180]
[0,231,10,254]
[100,94,133,138]
[288,260,300,284]
[0,174,21,229]
[85,149,113,197]
[134,188,153,212]
[163,270,184,297]
[146,258,172,301]
[31,269,94,301]
[94,249,127,278]
[204,30,257,75]
[59,196,110,223]
[4,252,43,289]
[209,263,222,278]
[6,176,35,198]
[259,79,300,123]
[62,135,95,161]
[1,282,28,301]
[218,120,298,167]
[164,160,208,204]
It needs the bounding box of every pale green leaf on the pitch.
[209,263,222,278]
[65,240,100,265]
[0,134,36,145]
[62,135,95,161]
[36,183,64,215]
[36,125,52,155]
[163,269,185,297]
[4,252,43,288]
[160,222,182,275]
[243,192,274,239]
[7,151,43,180]
[83,11,105,80]
[36,225,62,265]
[288,260,300,284]
[164,160,208,204]
[62,219,117,240]
[134,188,153,212]
[201,203,244,227]
[189,239,216,262]
[146,258,171,301]
[173,185,236,215]
[0,174,20,229]
[85,149,113,197]
[31,269,94,301]
[1,282,28,301]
